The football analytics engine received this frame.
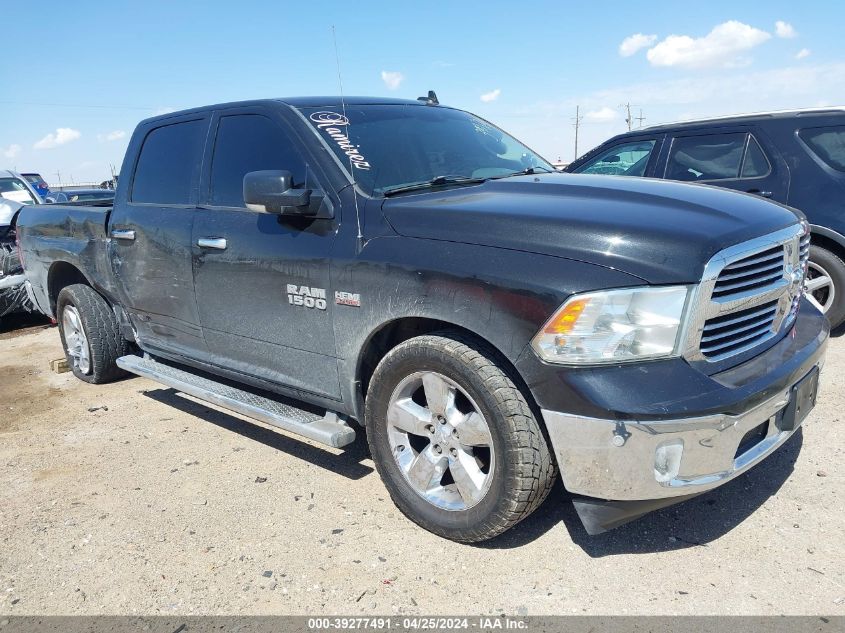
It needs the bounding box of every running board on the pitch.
[116,355,356,448]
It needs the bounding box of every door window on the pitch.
[799,125,845,172]
[666,133,771,182]
[741,136,771,178]
[208,114,307,208]
[574,140,656,176]
[131,119,206,204]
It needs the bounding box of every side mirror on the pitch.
[243,170,317,215]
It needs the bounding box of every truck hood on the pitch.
[381,173,802,284]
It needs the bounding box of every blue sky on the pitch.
[1,0,842,182]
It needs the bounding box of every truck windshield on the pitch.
[299,104,553,196]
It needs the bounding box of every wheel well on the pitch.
[48,262,90,314]
[810,231,845,263]
[357,317,541,424]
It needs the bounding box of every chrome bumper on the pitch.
[542,369,819,500]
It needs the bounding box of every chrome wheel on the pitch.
[386,371,495,511]
[805,260,835,314]
[62,305,91,374]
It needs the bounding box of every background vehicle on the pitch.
[0,198,30,316]
[0,169,42,206]
[566,107,845,327]
[44,189,115,203]
[17,97,827,542]
[21,172,50,198]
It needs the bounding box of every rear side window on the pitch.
[666,133,770,181]
[131,119,205,204]
[574,140,656,176]
[209,114,306,208]
[800,126,845,172]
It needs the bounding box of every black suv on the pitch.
[566,108,845,327]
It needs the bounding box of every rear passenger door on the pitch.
[191,107,341,400]
[108,114,210,359]
[663,129,789,202]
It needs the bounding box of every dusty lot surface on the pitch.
[0,319,843,616]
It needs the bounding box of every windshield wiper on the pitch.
[382,175,487,197]
[490,166,556,180]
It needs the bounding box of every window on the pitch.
[299,105,553,196]
[574,140,656,176]
[667,133,771,182]
[800,126,845,172]
[131,119,205,204]
[0,177,38,205]
[741,136,770,178]
[209,114,306,207]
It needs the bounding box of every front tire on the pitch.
[365,332,556,543]
[57,284,128,384]
[806,245,845,328]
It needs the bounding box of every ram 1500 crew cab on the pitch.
[17,97,828,541]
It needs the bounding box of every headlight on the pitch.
[531,286,691,365]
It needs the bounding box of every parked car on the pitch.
[0,169,42,206]
[566,107,845,327]
[0,198,30,316]
[44,189,115,203]
[18,97,827,542]
[21,172,50,198]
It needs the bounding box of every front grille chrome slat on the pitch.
[687,225,806,364]
[701,326,772,355]
[700,312,777,343]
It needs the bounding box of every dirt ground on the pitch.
[0,315,842,615]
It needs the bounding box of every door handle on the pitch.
[197,237,227,250]
[747,189,773,198]
[111,229,136,241]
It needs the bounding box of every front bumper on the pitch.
[541,301,828,502]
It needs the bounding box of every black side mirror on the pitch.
[243,170,318,215]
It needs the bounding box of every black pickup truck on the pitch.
[18,97,829,542]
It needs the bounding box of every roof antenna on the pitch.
[332,25,364,242]
[417,90,439,105]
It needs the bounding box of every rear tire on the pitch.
[806,245,845,328]
[56,284,128,384]
[365,332,556,543]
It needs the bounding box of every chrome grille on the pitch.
[711,246,785,298]
[700,300,779,359]
[800,233,810,269]
[684,224,807,364]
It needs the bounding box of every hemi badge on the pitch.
[335,291,361,307]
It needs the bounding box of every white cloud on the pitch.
[775,21,797,39]
[154,106,176,115]
[646,20,771,69]
[584,106,618,122]
[97,130,126,142]
[796,48,811,60]
[619,33,657,57]
[33,127,81,150]
[2,144,21,159]
[480,89,502,103]
[380,70,404,90]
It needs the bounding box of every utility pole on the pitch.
[55,171,61,189]
[622,102,633,131]
[636,109,646,128]
[572,105,584,160]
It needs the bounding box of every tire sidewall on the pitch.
[366,341,516,536]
